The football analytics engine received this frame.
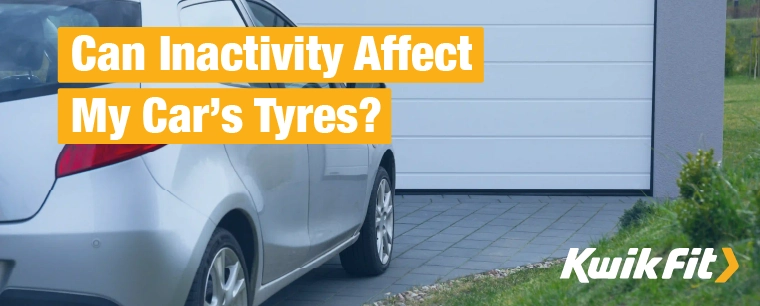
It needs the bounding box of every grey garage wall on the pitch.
[652,0,726,197]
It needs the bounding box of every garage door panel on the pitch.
[390,64,653,99]
[273,0,655,25]
[398,174,650,190]
[484,26,654,62]
[394,138,651,174]
[393,101,652,137]
[268,0,655,191]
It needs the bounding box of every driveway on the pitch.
[261,195,643,306]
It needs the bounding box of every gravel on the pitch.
[369,258,568,306]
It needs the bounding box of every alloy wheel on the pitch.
[375,178,394,265]
[204,247,247,306]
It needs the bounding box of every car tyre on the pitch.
[186,228,250,306]
[340,166,394,276]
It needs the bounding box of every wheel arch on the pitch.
[379,149,396,189]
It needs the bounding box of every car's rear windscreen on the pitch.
[0,0,140,102]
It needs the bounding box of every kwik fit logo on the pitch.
[560,248,738,283]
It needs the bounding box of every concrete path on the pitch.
[261,195,643,306]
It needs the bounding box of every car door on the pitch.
[167,0,311,285]
[241,0,371,261]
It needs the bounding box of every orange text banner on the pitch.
[58,88,391,144]
[57,27,484,83]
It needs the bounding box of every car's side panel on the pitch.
[224,145,311,284]
[305,145,370,260]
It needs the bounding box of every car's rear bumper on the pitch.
[0,158,214,306]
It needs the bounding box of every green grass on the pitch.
[378,78,760,306]
[723,76,760,167]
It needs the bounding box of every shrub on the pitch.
[675,149,757,247]
[619,199,655,230]
[676,149,718,200]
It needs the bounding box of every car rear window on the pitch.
[0,0,141,102]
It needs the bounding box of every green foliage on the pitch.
[675,148,758,247]
[676,149,718,200]
[619,199,655,230]
[727,25,738,76]
[726,19,759,76]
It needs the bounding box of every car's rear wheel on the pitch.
[340,166,394,276]
[186,228,250,306]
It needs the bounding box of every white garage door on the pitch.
[271,0,655,190]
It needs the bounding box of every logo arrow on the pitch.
[715,248,738,283]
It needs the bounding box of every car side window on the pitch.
[245,1,331,89]
[245,1,279,27]
[178,1,270,88]
[179,1,246,27]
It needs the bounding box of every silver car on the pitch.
[0,0,396,305]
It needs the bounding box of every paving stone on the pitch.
[470,255,509,263]
[511,223,550,233]
[499,212,533,220]
[530,236,570,246]
[391,243,415,256]
[466,231,504,241]
[508,206,543,214]
[547,222,584,231]
[440,247,481,257]
[390,258,428,268]
[487,218,524,227]
[460,260,502,270]
[324,295,372,306]
[557,216,592,224]
[507,196,551,203]
[426,256,471,267]
[537,229,576,238]
[426,233,466,243]
[394,273,442,286]
[476,225,513,235]
[343,276,399,289]
[490,238,529,248]
[502,230,539,240]
[394,223,416,236]
[440,208,477,216]
[398,249,441,260]
[462,213,500,222]
[419,203,458,212]
[382,266,412,277]
[465,195,512,201]
[411,265,455,276]
[415,221,456,230]
[452,219,488,228]
[452,239,492,249]
[429,215,466,222]
[521,243,560,254]
[501,260,533,268]
[395,235,427,245]
[452,203,488,210]
[414,241,457,251]
[509,252,549,263]
[443,268,482,281]
[396,216,431,225]
[440,226,479,235]
[403,228,441,237]
[479,246,520,257]
[401,195,442,202]
[333,287,382,298]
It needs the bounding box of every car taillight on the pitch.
[55,144,166,178]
